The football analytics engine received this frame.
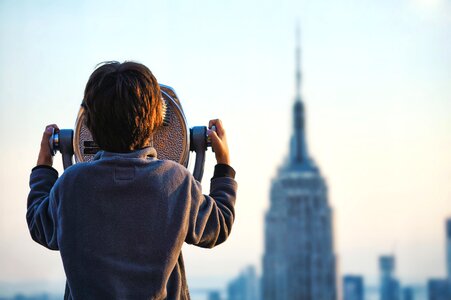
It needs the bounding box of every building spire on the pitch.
[295,22,301,101]
[289,22,314,169]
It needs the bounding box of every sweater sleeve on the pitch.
[184,175,237,248]
[27,167,60,250]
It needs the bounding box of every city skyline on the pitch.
[0,0,450,297]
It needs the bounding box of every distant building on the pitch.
[425,218,451,300]
[261,28,336,300]
[447,218,451,283]
[208,291,221,300]
[8,295,56,300]
[379,256,400,300]
[427,279,449,300]
[402,287,414,300]
[343,275,364,300]
[227,266,259,300]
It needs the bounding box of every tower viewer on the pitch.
[26,61,237,299]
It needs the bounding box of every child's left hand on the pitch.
[37,124,59,167]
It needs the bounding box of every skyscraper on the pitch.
[227,266,260,300]
[446,218,451,283]
[402,287,414,300]
[426,218,451,300]
[262,28,337,300]
[427,279,449,300]
[343,275,364,300]
[207,291,221,300]
[379,256,400,300]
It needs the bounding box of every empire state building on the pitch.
[262,33,337,300]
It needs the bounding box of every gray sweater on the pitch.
[27,147,237,300]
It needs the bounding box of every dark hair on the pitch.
[83,61,163,152]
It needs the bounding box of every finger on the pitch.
[208,119,223,128]
[41,131,52,147]
[43,130,51,139]
[45,124,60,132]
[208,126,226,143]
[209,119,225,137]
[43,128,54,138]
[207,129,221,145]
[208,119,218,129]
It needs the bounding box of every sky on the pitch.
[0,0,450,296]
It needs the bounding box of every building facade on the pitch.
[426,219,451,300]
[447,219,451,284]
[227,266,259,300]
[402,287,414,300]
[427,279,449,300]
[262,32,337,300]
[379,256,400,300]
[207,291,221,300]
[343,275,364,300]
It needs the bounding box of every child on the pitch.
[27,61,237,300]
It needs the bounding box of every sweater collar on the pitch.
[93,147,157,160]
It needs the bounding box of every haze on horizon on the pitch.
[0,0,450,295]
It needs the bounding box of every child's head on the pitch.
[83,61,163,153]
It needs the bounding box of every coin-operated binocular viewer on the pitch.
[50,85,213,182]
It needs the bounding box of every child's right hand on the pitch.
[207,119,230,166]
